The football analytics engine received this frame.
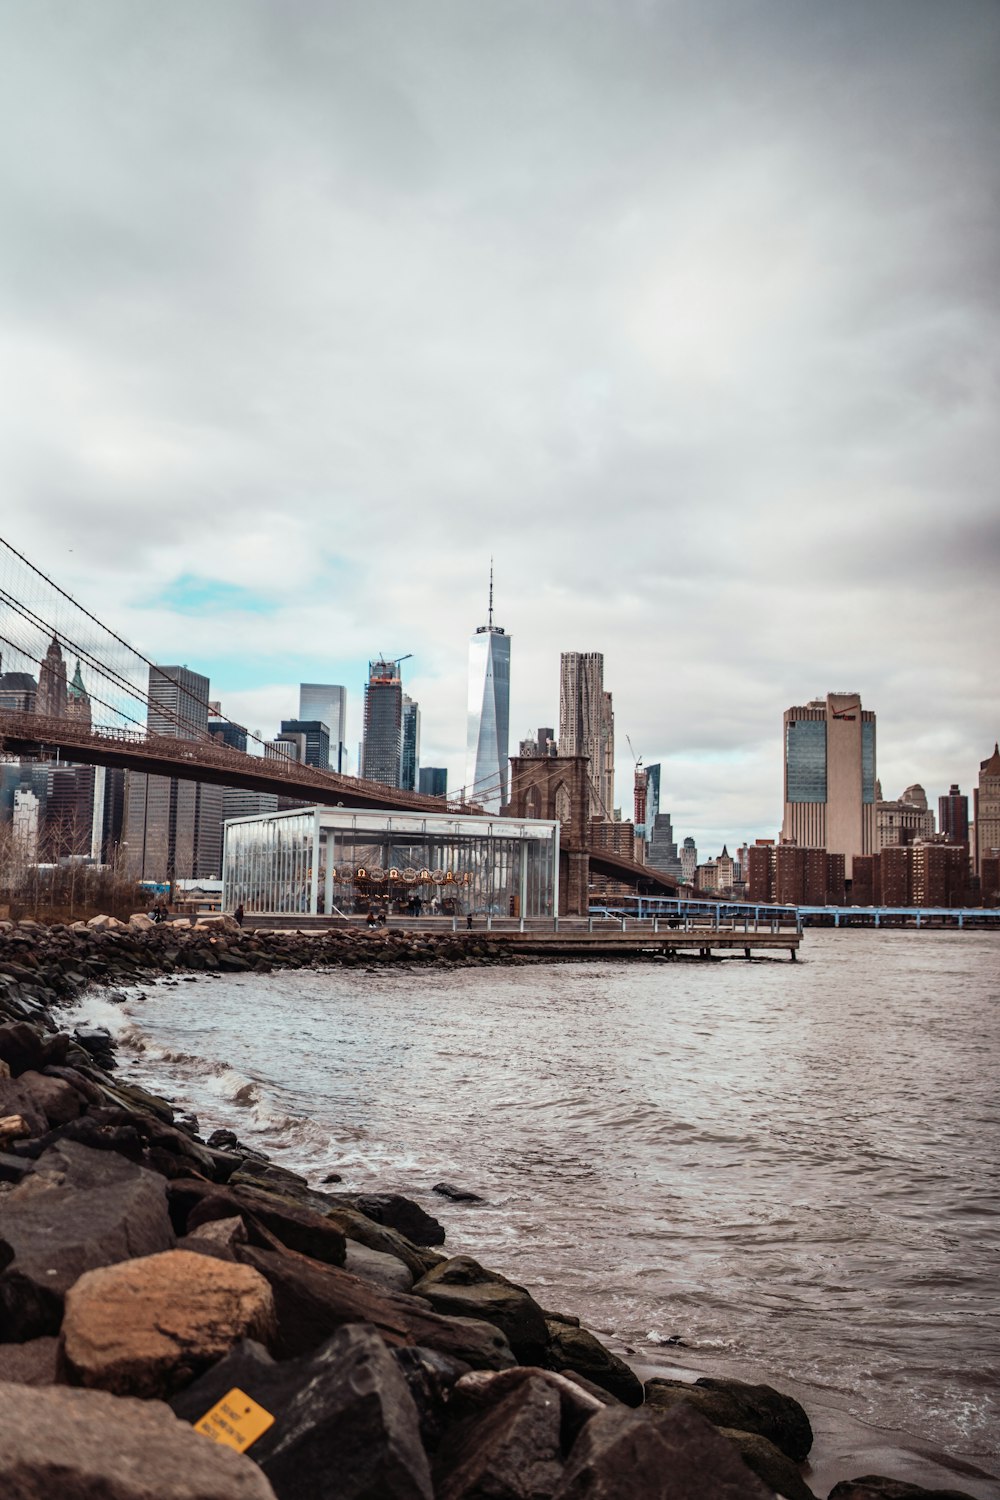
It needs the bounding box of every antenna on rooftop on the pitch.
[488,558,494,628]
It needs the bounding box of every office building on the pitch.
[974,743,1000,875]
[418,767,447,798]
[361,659,403,787]
[124,666,224,881]
[559,652,613,819]
[782,692,876,876]
[876,784,935,850]
[35,635,68,719]
[680,837,697,885]
[0,657,37,712]
[519,728,556,758]
[852,844,969,908]
[401,696,421,793]
[647,813,682,880]
[299,684,348,771]
[466,577,511,811]
[938,784,969,846]
[276,719,330,770]
[208,704,248,753]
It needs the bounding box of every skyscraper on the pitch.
[466,572,510,811]
[124,666,223,880]
[35,635,68,719]
[361,659,403,787]
[559,652,612,818]
[644,764,661,842]
[277,719,330,769]
[782,692,876,877]
[938,784,969,845]
[974,743,1000,874]
[418,767,447,797]
[299,684,347,771]
[400,696,421,792]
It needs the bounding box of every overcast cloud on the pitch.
[1,0,997,848]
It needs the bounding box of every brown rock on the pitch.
[719,1427,816,1499]
[62,1247,276,1398]
[545,1317,643,1406]
[0,1380,277,1499]
[237,1242,516,1369]
[11,1068,86,1127]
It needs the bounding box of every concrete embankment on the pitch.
[0,916,991,1500]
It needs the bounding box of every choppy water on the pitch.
[70,930,1000,1473]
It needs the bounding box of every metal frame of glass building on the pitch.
[223,805,560,918]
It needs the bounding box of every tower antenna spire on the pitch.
[488,558,494,628]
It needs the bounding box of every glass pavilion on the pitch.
[222,805,559,918]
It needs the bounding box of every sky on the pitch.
[1,0,997,851]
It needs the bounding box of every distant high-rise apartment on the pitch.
[418,767,447,797]
[124,666,223,881]
[559,652,613,819]
[361,659,403,787]
[466,574,510,811]
[644,764,661,842]
[400,697,421,792]
[938,784,969,846]
[782,692,876,877]
[299,684,347,771]
[680,837,698,885]
[974,742,1000,874]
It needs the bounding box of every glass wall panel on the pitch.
[786,720,827,803]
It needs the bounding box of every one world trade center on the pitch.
[465,569,510,811]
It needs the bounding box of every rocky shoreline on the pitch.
[0,915,991,1499]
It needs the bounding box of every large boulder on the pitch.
[62,1248,276,1398]
[0,1380,277,1499]
[545,1316,643,1407]
[0,1139,175,1340]
[434,1371,564,1500]
[172,1327,433,1500]
[5,1068,86,1128]
[345,1239,415,1293]
[644,1373,814,1461]
[412,1255,550,1363]
[553,1403,775,1499]
[236,1242,516,1369]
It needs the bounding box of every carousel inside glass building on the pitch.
[222,806,559,919]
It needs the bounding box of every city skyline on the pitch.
[0,3,996,848]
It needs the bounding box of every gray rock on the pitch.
[0,1380,277,1499]
[644,1373,814,1461]
[354,1191,446,1246]
[413,1255,550,1363]
[435,1371,564,1500]
[0,1336,59,1386]
[345,1238,415,1292]
[172,1326,433,1500]
[0,1139,175,1339]
[553,1403,776,1499]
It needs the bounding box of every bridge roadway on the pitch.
[0,709,680,898]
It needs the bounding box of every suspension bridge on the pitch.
[0,536,680,905]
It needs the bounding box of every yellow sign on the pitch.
[195,1388,275,1454]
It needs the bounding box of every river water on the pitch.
[73,929,1000,1481]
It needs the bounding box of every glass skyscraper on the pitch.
[299,684,347,771]
[466,577,510,812]
[361,660,403,787]
[782,692,877,876]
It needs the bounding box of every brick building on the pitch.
[850,843,970,907]
[746,842,844,905]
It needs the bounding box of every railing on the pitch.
[590,895,803,934]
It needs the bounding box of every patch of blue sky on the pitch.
[152,575,277,616]
[208,655,372,696]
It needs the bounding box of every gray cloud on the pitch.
[1,0,997,843]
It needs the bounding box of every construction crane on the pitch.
[626,733,642,770]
